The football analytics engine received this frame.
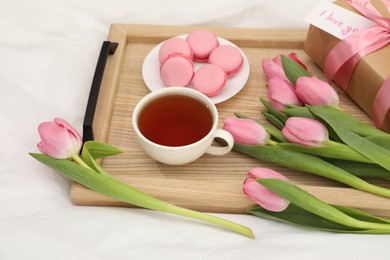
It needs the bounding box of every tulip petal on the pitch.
[282,127,319,147]
[262,59,288,81]
[247,167,289,181]
[38,122,74,158]
[37,119,82,159]
[243,167,290,212]
[37,141,46,154]
[54,118,82,144]
[243,178,289,212]
[282,117,329,147]
[267,77,302,110]
[223,116,269,145]
[296,76,339,107]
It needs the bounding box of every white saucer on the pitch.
[142,35,250,104]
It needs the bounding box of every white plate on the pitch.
[142,35,250,104]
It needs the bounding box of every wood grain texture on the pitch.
[71,24,390,217]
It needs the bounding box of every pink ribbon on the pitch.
[372,76,390,128]
[323,0,390,129]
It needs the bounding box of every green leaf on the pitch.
[260,98,288,124]
[307,106,387,137]
[281,55,311,85]
[81,144,108,175]
[29,153,168,212]
[261,111,285,130]
[281,106,314,119]
[308,106,390,172]
[79,141,122,174]
[366,135,390,151]
[275,141,372,163]
[257,178,390,231]
[285,104,301,109]
[333,205,390,224]
[249,205,360,233]
[249,204,390,234]
[323,158,390,179]
[233,143,390,197]
[83,141,123,159]
[257,179,358,226]
[30,153,111,188]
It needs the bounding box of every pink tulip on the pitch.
[262,58,288,81]
[243,167,290,212]
[37,118,82,159]
[262,53,307,81]
[282,117,329,147]
[223,116,269,145]
[295,76,339,106]
[267,77,302,110]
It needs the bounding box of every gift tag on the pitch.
[305,0,376,40]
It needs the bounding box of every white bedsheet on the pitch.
[1,0,389,259]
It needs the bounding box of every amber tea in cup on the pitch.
[132,87,234,165]
[138,95,213,147]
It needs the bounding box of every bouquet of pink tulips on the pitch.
[222,53,390,233]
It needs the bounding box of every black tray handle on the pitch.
[82,41,118,144]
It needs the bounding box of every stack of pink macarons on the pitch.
[159,29,244,97]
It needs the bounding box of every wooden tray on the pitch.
[71,24,390,217]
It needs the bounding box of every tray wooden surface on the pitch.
[71,24,390,217]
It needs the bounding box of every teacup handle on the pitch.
[206,129,234,155]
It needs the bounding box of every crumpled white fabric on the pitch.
[1,0,389,259]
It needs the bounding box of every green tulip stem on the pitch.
[71,153,93,171]
[272,140,373,163]
[99,175,255,238]
[31,153,255,239]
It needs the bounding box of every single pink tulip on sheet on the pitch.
[37,118,82,159]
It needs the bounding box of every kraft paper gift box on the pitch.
[304,0,390,132]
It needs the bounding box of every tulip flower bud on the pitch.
[223,116,270,145]
[282,117,329,147]
[295,76,339,106]
[37,118,82,159]
[262,53,307,82]
[267,77,302,110]
[243,167,290,212]
[262,58,288,81]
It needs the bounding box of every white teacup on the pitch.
[132,87,234,165]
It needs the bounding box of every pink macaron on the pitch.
[186,30,219,62]
[208,45,244,77]
[160,55,194,87]
[158,37,193,64]
[192,64,227,97]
